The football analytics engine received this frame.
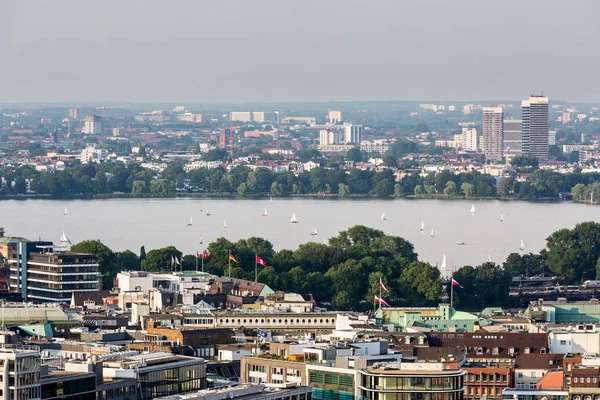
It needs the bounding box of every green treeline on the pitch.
[3,161,600,200]
[72,222,600,312]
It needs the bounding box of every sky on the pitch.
[0,0,599,104]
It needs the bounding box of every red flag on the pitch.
[379,279,387,291]
[451,278,463,288]
[311,294,317,307]
[202,251,211,260]
[374,295,391,307]
[196,251,201,258]
[256,255,267,267]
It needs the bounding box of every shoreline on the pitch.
[0,192,573,203]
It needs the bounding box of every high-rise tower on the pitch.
[521,95,549,160]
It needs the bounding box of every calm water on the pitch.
[1,198,598,271]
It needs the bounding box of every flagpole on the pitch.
[228,251,231,277]
[195,253,198,272]
[379,276,382,312]
[201,253,204,273]
[450,262,454,309]
[255,253,258,283]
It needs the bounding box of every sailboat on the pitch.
[199,236,203,244]
[488,255,493,263]
[269,195,273,204]
[519,239,524,251]
[430,229,435,238]
[499,212,504,222]
[200,204,203,212]
[63,206,68,216]
[310,227,318,236]
[420,221,425,232]
[470,204,476,214]
[262,207,268,217]
[187,216,193,226]
[290,213,298,224]
[223,220,227,229]
[381,212,387,221]
[206,210,210,216]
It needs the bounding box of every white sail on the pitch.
[269,196,273,204]
[223,220,227,229]
[430,229,435,238]
[311,227,318,236]
[499,212,504,222]
[290,213,298,223]
[440,254,447,273]
[421,221,424,231]
[470,204,476,213]
[199,236,203,244]
[60,231,68,243]
[381,212,387,221]
[263,207,268,216]
[188,216,193,226]
[520,239,524,250]
[64,207,68,215]
[206,210,210,216]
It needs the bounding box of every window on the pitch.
[566,377,571,384]
[517,372,524,378]
[588,378,591,383]
[560,340,567,346]
[574,378,578,383]
[531,372,537,378]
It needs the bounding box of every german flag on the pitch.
[229,253,238,263]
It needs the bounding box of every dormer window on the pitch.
[541,347,547,354]
[509,347,515,356]
[524,347,531,354]
[492,347,499,355]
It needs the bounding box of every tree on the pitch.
[374,180,394,197]
[572,183,587,201]
[237,182,247,196]
[140,246,146,263]
[71,240,117,290]
[414,185,424,196]
[150,180,172,197]
[131,180,147,196]
[443,181,457,196]
[346,148,362,162]
[497,177,514,198]
[141,246,182,272]
[546,222,600,283]
[116,250,140,271]
[270,182,283,196]
[399,261,441,305]
[338,183,350,196]
[461,182,474,198]
[394,184,403,197]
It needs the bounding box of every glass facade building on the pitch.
[359,368,465,400]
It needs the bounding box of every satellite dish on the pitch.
[229,392,234,399]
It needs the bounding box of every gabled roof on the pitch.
[71,290,113,307]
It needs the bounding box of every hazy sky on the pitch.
[1,0,599,103]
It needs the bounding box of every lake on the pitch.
[1,197,598,272]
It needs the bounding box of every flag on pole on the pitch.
[257,329,268,339]
[310,294,317,307]
[379,278,387,291]
[374,295,391,307]
[256,255,267,267]
[196,251,201,258]
[202,251,211,260]
[170,255,175,267]
[175,257,181,266]
[451,278,463,288]
[229,253,238,263]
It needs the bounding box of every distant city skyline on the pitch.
[1,0,599,103]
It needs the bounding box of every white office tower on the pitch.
[326,110,342,123]
[319,129,341,146]
[82,115,103,134]
[521,95,549,160]
[462,128,478,151]
[343,124,363,144]
[503,119,523,158]
[482,106,504,161]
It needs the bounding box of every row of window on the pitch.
[218,318,334,325]
[468,387,503,396]
[568,377,599,384]
[361,375,463,392]
[310,372,353,387]
[468,374,508,382]
[358,391,463,400]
